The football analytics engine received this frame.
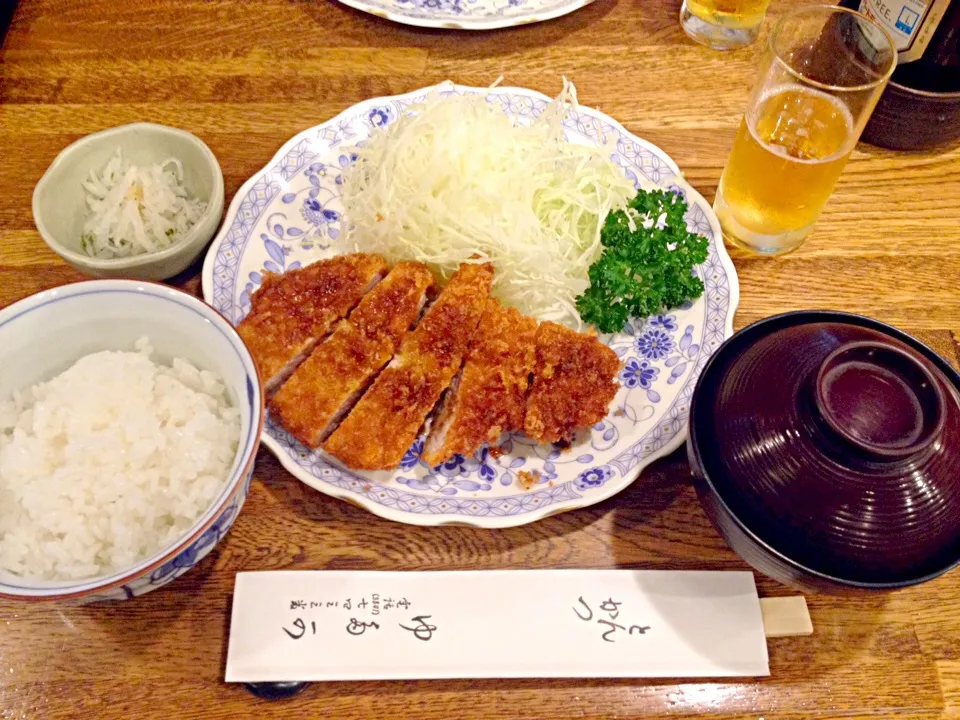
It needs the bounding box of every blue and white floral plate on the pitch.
[333,0,594,30]
[202,82,740,528]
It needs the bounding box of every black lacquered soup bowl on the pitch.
[688,311,960,594]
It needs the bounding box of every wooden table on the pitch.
[1,0,959,717]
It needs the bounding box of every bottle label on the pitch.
[858,0,951,62]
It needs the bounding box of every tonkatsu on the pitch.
[421,298,538,466]
[323,261,494,470]
[237,253,388,391]
[268,261,435,448]
[523,321,620,445]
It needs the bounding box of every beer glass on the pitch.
[680,0,773,50]
[714,5,896,255]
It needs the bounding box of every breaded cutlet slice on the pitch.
[421,298,538,466]
[269,262,436,448]
[324,262,495,471]
[237,253,389,391]
[524,321,620,444]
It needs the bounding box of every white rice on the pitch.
[0,338,241,581]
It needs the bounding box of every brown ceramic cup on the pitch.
[861,80,960,152]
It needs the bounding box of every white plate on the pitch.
[202,82,740,528]
[333,0,595,30]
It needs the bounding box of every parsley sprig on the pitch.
[575,189,709,333]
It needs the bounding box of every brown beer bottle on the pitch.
[893,2,960,90]
[842,0,960,91]
[841,0,960,149]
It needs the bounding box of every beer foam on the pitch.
[747,84,855,164]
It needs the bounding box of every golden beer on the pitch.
[680,0,771,49]
[713,6,896,254]
[715,85,855,248]
[684,0,771,30]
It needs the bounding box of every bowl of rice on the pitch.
[32,123,225,281]
[0,280,263,602]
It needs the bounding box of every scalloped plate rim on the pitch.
[202,81,740,528]
[332,0,597,30]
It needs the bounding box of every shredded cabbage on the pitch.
[342,79,636,329]
[80,149,208,259]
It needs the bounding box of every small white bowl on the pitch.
[32,123,225,281]
[0,280,263,602]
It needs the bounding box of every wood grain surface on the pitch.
[1,0,959,717]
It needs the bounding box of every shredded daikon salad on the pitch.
[80,149,208,259]
[341,79,637,329]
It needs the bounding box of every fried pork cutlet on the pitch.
[269,262,436,448]
[524,321,620,444]
[324,262,495,471]
[237,253,389,391]
[421,299,537,466]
